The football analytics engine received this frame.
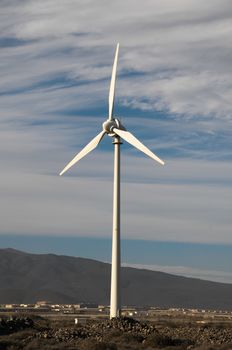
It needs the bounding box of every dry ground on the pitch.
[0,315,232,350]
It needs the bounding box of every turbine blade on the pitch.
[113,128,165,165]
[59,130,105,176]
[109,43,120,120]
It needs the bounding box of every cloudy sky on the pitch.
[0,0,231,283]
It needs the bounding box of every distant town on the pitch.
[1,301,232,323]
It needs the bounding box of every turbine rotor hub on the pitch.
[102,118,125,136]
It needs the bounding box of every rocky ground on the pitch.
[0,316,232,349]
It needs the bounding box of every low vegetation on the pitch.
[0,315,231,349]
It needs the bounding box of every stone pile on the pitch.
[105,317,156,334]
[1,316,231,349]
[38,327,92,342]
[159,325,232,345]
[36,317,232,346]
[37,317,155,343]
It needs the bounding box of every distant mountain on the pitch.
[0,248,231,310]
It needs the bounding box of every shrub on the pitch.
[78,339,117,350]
[145,333,176,348]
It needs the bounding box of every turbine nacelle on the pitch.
[102,118,126,136]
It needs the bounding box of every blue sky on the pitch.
[0,0,231,283]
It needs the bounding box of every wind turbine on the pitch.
[59,43,165,319]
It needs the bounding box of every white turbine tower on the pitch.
[60,44,165,319]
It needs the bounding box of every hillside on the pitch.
[0,248,231,310]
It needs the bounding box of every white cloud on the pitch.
[122,263,232,284]
[0,154,231,244]
[0,0,232,120]
[0,0,231,254]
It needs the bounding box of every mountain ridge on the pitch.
[0,248,231,310]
